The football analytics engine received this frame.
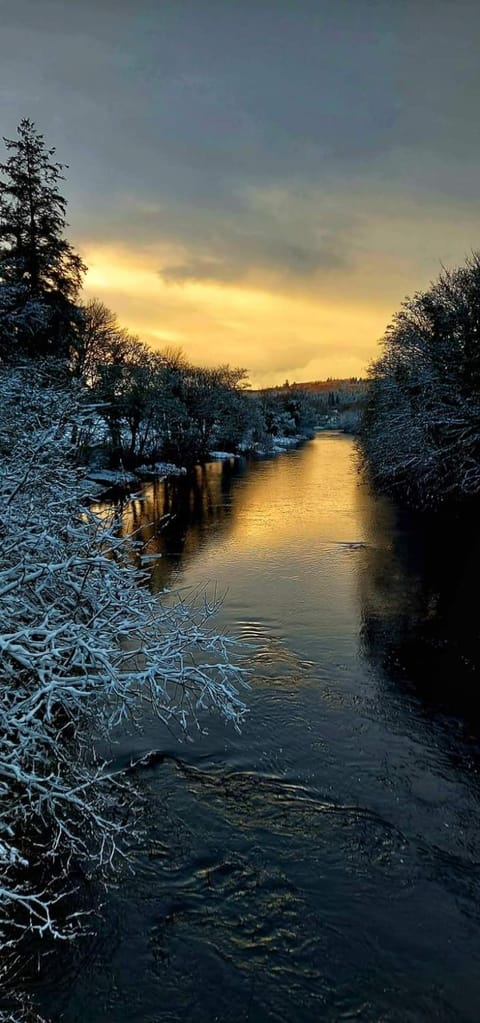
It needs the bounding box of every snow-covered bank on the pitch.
[85,462,188,488]
[135,461,187,478]
[209,450,236,460]
[85,438,314,495]
[271,434,308,451]
[315,410,362,434]
[239,431,314,457]
[85,467,138,486]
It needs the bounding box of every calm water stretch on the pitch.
[38,434,480,1022]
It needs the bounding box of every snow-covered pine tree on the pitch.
[0,118,86,360]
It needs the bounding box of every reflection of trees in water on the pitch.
[117,459,243,589]
[356,482,480,724]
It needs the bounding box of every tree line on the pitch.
[0,119,315,470]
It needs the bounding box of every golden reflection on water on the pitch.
[89,436,378,691]
[223,439,360,550]
[92,436,367,592]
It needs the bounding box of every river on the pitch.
[37,433,480,1022]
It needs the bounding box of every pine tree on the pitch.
[0,118,86,360]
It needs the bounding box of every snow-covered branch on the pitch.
[361,253,480,507]
[0,365,247,1000]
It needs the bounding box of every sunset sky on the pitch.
[1,0,480,386]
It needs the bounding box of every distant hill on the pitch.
[254,378,367,395]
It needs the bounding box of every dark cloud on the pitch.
[1,0,480,375]
[3,0,478,209]
[158,220,350,286]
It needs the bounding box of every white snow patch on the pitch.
[86,468,137,486]
[135,462,187,478]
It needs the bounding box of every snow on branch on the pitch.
[361,251,480,508]
[0,364,247,1003]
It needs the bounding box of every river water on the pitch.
[38,434,480,1022]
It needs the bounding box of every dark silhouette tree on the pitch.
[0,118,86,360]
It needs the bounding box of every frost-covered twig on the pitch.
[0,364,247,995]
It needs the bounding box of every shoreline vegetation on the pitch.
[84,419,363,496]
[361,253,480,511]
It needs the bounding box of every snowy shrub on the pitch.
[0,365,247,1005]
[362,253,480,507]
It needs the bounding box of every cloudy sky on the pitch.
[1,0,480,385]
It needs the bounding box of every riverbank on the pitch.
[85,430,316,493]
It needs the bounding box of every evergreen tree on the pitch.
[0,118,86,360]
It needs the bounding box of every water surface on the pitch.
[38,434,480,1022]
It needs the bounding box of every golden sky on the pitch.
[81,187,480,388]
[82,241,386,387]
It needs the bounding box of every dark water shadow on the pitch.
[356,481,480,763]
[111,459,247,590]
